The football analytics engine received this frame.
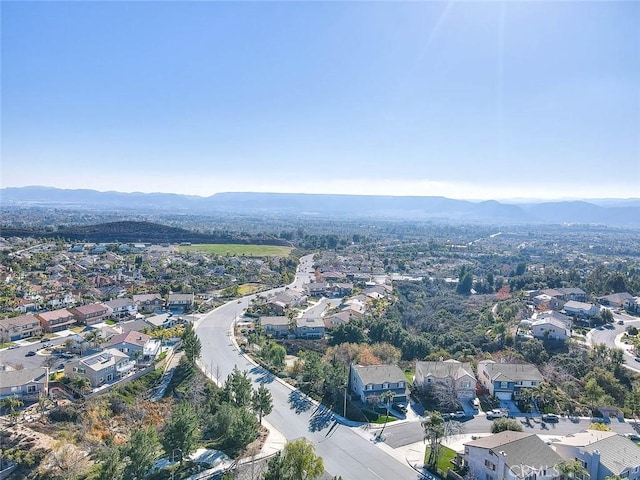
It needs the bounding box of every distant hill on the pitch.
[0,220,290,245]
[1,186,639,227]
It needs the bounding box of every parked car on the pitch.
[452,411,466,419]
[625,433,640,442]
[618,320,624,325]
[635,357,640,363]
[542,414,560,423]
[486,409,508,419]
[25,351,36,357]
[393,403,408,414]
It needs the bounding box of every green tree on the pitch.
[224,367,253,408]
[182,322,202,365]
[123,427,160,480]
[270,438,324,480]
[263,452,288,480]
[422,411,446,470]
[1,395,23,424]
[491,418,523,433]
[379,390,395,438]
[252,382,273,424]
[556,459,589,479]
[302,351,325,392]
[162,402,200,464]
[71,375,92,394]
[96,445,125,480]
[584,378,605,414]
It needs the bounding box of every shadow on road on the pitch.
[288,390,312,414]
[309,404,335,432]
[250,366,274,384]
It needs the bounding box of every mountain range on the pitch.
[1,186,639,227]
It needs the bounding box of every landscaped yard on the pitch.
[178,244,293,257]
[424,445,457,475]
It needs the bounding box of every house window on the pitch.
[365,384,372,390]
[383,383,389,389]
[399,381,404,388]
[462,381,470,388]
[485,460,496,471]
[485,475,494,480]
[27,385,36,393]
[500,381,508,389]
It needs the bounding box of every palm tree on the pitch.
[556,459,589,479]
[379,390,395,438]
[1,395,23,424]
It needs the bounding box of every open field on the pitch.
[178,244,293,257]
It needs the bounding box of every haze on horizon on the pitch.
[1,1,639,201]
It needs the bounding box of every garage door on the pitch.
[496,391,512,400]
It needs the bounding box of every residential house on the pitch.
[0,367,48,400]
[553,430,640,480]
[350,364,408,405]
[539,288,587,303]
[15,298,38,314]
[167,293,194,312]
[415,359,477,400]
[70,303,109,326]
[260,316,291,338]
[563,301,600,319]
[305,282,328,297]
[323,310,355,329]
[140,339,162,365]
[624,297,640,314]
[102,330,151,359]
[329,283,354,297]
[464,431,563,480]
[145,313,180,330]
[321,271,347,282]
[295,317,325,339]
[531,315,571,342]
[477,360,543,400]
[133,293,164,314]
[104,298,137,319]
[532,293,565,312]
[36,308,76,333]
[65,348,134,388]
[268,290,307,315]
[597,292,635,308]
[0,314,43,342]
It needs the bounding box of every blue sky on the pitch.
[2,1,639,200]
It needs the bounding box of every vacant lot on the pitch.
[178,244,293,257]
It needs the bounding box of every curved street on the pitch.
[194,254,421,480]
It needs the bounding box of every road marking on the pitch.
[367,468,384,479]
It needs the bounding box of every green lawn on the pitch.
[371,415,398,424]
[178,244,293,257]
[238,283,264,295]
[424,445,457,474]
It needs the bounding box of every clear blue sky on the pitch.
[2,1,639,200]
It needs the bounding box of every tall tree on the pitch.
[491,418,523,434]
[379,390,395,438]
[252,382,273,424]
[123,427,160,480]
[556,459,589,479]
[96,445,125,480]
[182,322,202,365]
[422,411,446,470]
[224,367,253,408]
[162,402,201,464]
[282,438,325,480]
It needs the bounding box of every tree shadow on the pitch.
[288,390,312,414]
[308,404,335,432]
[250,366,274,384]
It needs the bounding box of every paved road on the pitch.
[589,311,640,372]
[195,254,421,480]
[0,337,73,370]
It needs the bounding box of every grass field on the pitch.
[238,283,264,295]
[424,445,457,474]
[178,244,293,257]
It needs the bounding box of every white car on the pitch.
[486,409,507,419]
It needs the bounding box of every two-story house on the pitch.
[166,293,194,312]
[65,348,133,388]
[0,314,43,342]
[478,360,543,400]
[36,308,76,333]
[69,303,109,326]
[553,430,640,480]
[415,359,477,401]
[464,431,563,480]
[260,316,291,338]
[133,293,164,314]
[103,298,137,320]
[563,301,600,319]
[102,330,151,359]
[350,364,408,405]
[531,315,571,342]
[295,317,325,339]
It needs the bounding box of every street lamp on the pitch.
[170,448,183,480]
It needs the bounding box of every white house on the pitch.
[563,301,600,318]
[464,431,563,480]
[553,430,640,480]
[65,348,134,388]
[531,316,571,341]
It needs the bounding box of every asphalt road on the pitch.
[589,311,640,371]
[194,254,421,480]
[0,336,73,370]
